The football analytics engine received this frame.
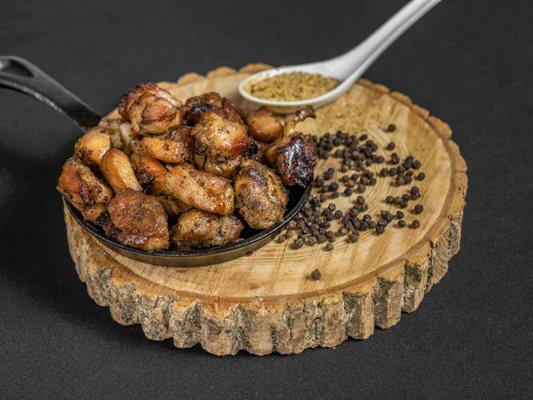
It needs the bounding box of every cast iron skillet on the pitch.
[0,55,312,267]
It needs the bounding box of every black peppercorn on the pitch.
[398,220,406,228]
[410,219,420,229]
[310,269,322,281]
[386,123,396,132]
[414,204,424,214]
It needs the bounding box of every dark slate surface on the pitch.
[0,0,531,398]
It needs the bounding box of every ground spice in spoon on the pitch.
[249,72,338,101]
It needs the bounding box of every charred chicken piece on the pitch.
[139,125,193,164]
[151,164,235,215]
[266,133,318,187]
[191,111,251,177]
[100,149,142,193]
[283,106,316,137]
[106,189,169,250]
[247,138,269,163]
[183,92,244,125]
[234,159,288,229]
[74,127,111,166]
[57,158,113,223]
[246,106,283,143]
[171,209,243,250]
[130,153,167,188]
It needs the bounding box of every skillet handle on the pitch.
[0,55,101,131]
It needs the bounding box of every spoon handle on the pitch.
[0,55,101,131]
[319,0,442,80]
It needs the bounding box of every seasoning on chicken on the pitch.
[152,164,235,215]
[171,209,243,250]
[183,92,243,125]
[74,127,111,166]
[191,111,251,178]
[266,133,317,187]
[154,196,190,216]
[57,158,113,223]
[246,106,283,143]
[234,159,288,229]
[118,83,181,120]
[130,153,167,188]
[140,125,193,164]
[118,83,182,135]
[106,189,169,250]
[100,148,142,193]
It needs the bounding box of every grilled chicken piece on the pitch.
[183,92,244,125]
[100,149,142,193]
[196,156,242,179]
[154,196,190,216]
[266,133,317,187]
[115,122,142,155]
[152,164,234,215]
[118,83,182,135]
[74,127,111,167]
[283,106,316,137]
[234,159,288,229]
[140,125,193,164]
[191,111,251,177]
[106,189,169,250]
[57,158,113,222]
[130,153,167,187]
[171,209,243,249]
[118,83,181,120]
[246,106,283,143]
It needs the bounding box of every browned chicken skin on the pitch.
[130,153,167,187]
[139,125,193,164]
[183,92,244,125]
[152,164,235,215]
[106,189,169,250]
[246,106,283,143]
[100,148,142,193]
[74,127,111,166]
[191,111,251,177]
[171,209,243,249]
[234,159,288,229]
[266,133,317,187]
[118,83,182,135]
[57,158,113,223]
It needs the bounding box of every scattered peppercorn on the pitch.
[414,204,424,214]
[410,219,420,229]
[398,220,406,228]
[325,243,334,251]
[310,269,322,281]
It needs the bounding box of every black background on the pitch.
[1,0,532,399]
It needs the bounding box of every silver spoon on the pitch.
[239,0,442,114]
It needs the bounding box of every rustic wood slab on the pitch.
[64,64,467,356]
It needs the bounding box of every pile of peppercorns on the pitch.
[276,125,425,254]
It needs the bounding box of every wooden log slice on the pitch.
[65,65,467,356]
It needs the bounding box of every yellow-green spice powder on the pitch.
[249,72,338,101]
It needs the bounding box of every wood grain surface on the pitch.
[64,64,467,355]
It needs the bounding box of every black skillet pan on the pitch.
[0,55,312,267]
